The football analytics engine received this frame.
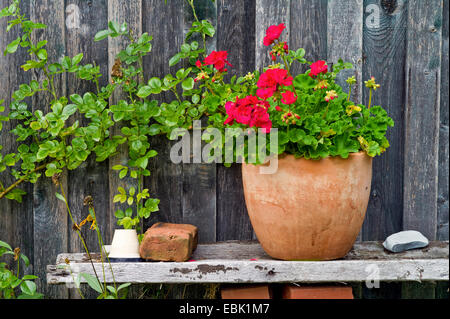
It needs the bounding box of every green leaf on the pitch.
[115,210,125,219]
[4,37,20,55]
[117,283,132,291]
[201,20,215,37]
[94,30,112,41]
[70,94,83,105]
[81,273,103,294]
[55,192,67,203]
[119,168,128,179]
[182,78,194,91]
[293,74,316,91]
[135,157,148,170]
[20,281,36,295]
[20,254,30,267]
[137,86,152,98]
[192,94,200,104]
[30,121,41,130]
[148,77,161,89]
[62,104,77,118]
[169,53,182,67]
[0,240,12,251]
[72,53,83,65]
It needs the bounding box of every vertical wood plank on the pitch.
[66,0,109,255]
[438,0,449,240]
[217,0,256,79]
[215,0,255,241]
[30,0,68,299]
[107,0,143,300]
[107,0,142,242]
[0,0,34,275]
[289,0,328,75]
[255,0,290,71]
[361,0,407,241]
[182,0,217,244]
[327,0,363,243]
[362,282,402,299]
[253,0,289,240]
[403,0,442,240]
[402,282,436,299]
[65,0,109,299]
[327,0,364,102]
[435,281,449,299]
[142,0,185,231]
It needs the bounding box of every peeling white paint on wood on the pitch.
[47,241,449,285]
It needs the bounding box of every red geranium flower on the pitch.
[263,23,286,46]
[224,96,272,133]
[309,60,328,77]
[281,90,297,105]
[256,68,293,99]
[203,51,232,73]
[256,87,276,100]
[195,60,202,68]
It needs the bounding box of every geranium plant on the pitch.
[194,23,394,161]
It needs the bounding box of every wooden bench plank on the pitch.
[47,241,449,285]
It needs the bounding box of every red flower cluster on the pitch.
[224,96,272,133]
[309,60,328,78]
[256,68,293,100]
[263,23,286,46]
[281,90,297,105]
[203,51,232,73]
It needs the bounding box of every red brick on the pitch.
[282,285,354,299]
[221,285,272,299]
[139,222,198,262]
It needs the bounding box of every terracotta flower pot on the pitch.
[242,152,372,261]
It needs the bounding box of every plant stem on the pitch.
[59,184,104,294]
[348,85,352,102]
[171,87,182,103]
[69,268,85,299]
[16,256,20,278]
[368,88,373,109]
[188,0,207,54]
[0,164,47,200]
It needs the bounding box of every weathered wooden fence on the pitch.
[0,0,448,299]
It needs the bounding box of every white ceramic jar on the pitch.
[108,229,141,261]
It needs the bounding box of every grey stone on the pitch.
[383,231,429,253]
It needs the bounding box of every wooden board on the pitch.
[66,0,110,256]
[142,0,185,232]
[361,0,407,241]
[327,0,364,102]
[438,0,449,241]
[64,0,110,299]
[181,0,217,244]
[403,0,442,240]
[107,0,142,241]
[215,0,256,241]
[0,0,34,277]
[289,0,328,75]
[30,0,69,299]
[47,241,449,285]
[255,0,290,70]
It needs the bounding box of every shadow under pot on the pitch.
[108,229,142,262]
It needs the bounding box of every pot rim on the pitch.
[278,151,368,161]
[242,151,370,167]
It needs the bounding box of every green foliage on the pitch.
[0,240,43,299]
